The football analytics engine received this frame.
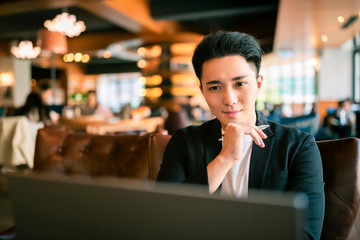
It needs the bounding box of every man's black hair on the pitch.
[192,31,262,84]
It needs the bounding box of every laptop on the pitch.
[7,172,307,240]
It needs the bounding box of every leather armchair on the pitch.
[29,128,360,239]
[317,137,360,240]
[33,128,171,180]
[0,129,172,240]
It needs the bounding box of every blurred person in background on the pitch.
[335,98,356,138]
[80,90,113,118]
[14,92,53,126]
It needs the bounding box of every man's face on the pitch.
[200,55,262,129]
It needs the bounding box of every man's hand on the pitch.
[207,123,267,194]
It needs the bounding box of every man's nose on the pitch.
[223,87,238,106]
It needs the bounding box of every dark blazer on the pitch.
[157,111,325,240]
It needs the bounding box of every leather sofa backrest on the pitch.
[317,137,360,240]
[34,128,171,180]
[148,131,172,180]
[34,128,360,239]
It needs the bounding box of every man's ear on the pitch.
[257,74,263,89]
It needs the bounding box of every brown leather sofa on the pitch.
[33,127,171,180]
[22,128,360,239]
[317,137,360,240]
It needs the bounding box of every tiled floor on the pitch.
[1,172,360,239]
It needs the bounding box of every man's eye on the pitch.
[208,86,220,91]
[235,82,246,87]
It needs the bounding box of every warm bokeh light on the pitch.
[31,79,37,87]
[0,72,14,86]
[103,50,112,59]
[145,75,162,86]
[63,52,90,63]
[82,54,90,63]
[321,35,328,42]
[171,87,200,96]
[150,45,162,57]
[137,59,147,68]
[137,45,162,58]
[138,77,146,85]
[114,44,122,51]
[310,57,321,71]
[74,52,82,62]
[310,57,318,67]
[145,87,163,98]
[64,53,75,62]
[337,16,344,23]
[139,88,147,96]
[171,74,197,85]
[67,53,74,62]
[137,47,146,56]
[170,43,197,55]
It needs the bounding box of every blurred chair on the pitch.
[355,111,360,138]
[149,131,171,179]
[317,137,360,240]
[0,116,43,169]
[164,109,191,135]
[0,129,172,239]
[32,128,171,180]
[279,113,318,135]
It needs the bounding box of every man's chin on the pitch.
[220,116,249,125]
[218,119,241,128]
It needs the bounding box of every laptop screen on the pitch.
[7,172,307,240]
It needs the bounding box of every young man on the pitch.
[157,31,324,240]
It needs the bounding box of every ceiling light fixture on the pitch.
[321,35,328,42]
[337,16,344,23]
[63,53,90,63]
[11,41,41,59]
[0,72,14,86]
[44,12,86,38]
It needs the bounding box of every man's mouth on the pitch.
[223,110,241,117]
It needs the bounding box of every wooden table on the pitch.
[86,116,165,135]
[61,116,165,135]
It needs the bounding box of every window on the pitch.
[258,59,316,117]
[97,72,144,113]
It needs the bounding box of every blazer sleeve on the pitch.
[156,129,208,185]
[287,134,325,240]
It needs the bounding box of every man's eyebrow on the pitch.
[232,75,247,80]
[205,80,221,85]
[205,75,248,85]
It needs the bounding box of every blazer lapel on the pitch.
[201,113,275,189]
[248,131,274,188]
[204,119,222,165]
[249,111,275,189]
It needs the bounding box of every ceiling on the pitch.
[267,0,360,65]
[0,0,279,73]
[0,0,359,71]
